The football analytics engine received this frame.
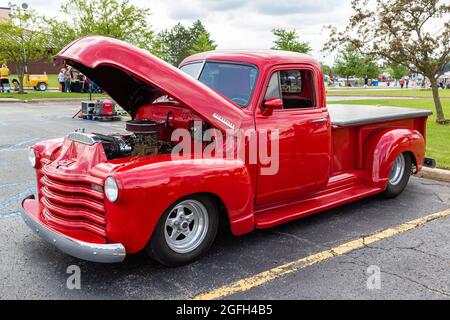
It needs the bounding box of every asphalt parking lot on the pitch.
[1,102,450,300]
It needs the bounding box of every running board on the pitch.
[254,184,382,229]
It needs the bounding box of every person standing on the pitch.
[0,63,10,92]
[364,75,369,89]
[58,68,66,92]
[64,67,72,92]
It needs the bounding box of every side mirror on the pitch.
[262,98,283,116]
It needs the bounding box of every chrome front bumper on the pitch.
[21,195,126,263]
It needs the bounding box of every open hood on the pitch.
[53,36,243,131]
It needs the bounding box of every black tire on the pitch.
[146,195,219,267]
[380,153,412,198]
[37,82,47,91]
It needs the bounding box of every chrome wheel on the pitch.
[389,154,406,186]
[38,83,47,91]
[164,200,209,254]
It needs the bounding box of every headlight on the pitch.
[28,148,37,168]
[105,176,119,203]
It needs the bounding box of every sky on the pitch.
[1,0,356,64]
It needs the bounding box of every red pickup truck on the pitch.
[21,37,432,266]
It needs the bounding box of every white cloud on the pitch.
[3,0,354,64]
[163,0,206,20]
[200,0,248,11]
[251,0,343,16]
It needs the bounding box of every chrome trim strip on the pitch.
[21,195,126,263]
[196,60,206,79]
[212,113,236,130]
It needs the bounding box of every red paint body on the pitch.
[24,37,429,256]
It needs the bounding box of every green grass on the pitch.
[328,99,450,170]
[0,91,108,100]
[46,74,58,88]
[328,88,450,98]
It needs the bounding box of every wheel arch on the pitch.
[160,191,231,234]
[364,128,425,189]
[404,151,418,172]
[107,159,255,253]
[196,192,230,231]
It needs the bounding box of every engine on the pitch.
[86,110,213,160]
[94,120,174,160]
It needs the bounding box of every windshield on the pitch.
[180,62,258,107]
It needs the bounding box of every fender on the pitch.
[104,158,255,253]
[364,128,425,189]
[32,138,64,195]
[33,138,64,162]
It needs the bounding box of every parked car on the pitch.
[21,37,433,266]
[13,74,49,91]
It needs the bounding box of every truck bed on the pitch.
[328,104,432,127]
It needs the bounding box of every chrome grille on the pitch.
[39,166,106,239]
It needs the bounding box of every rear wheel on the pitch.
[37,82,47,91]
[381,153,412,198]
[146,195,219,267]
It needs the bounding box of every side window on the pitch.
[280,70,302,93]
[264,72,281,100]
[279,69,316,109]
[180,62,203,79]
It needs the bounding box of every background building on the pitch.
[0,6,11,20]
[0,6,58,74]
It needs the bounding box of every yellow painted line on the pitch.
[192,208,450,300]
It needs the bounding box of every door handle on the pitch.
[311,118,327,123]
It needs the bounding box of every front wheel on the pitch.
[146,195,219,267]
[380,153,412,198]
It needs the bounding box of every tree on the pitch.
[333,47,364,84]
[324,0,450,124]
[444,62,450,73]
[333,46,380,85]
[271,28,311,54]
[363,58,381,79]
[389,64,409,81]
[0,8,51,93]
[152,23,190,64]
[153,20,216,66]
[321,64,332,76]
[189,32,217,56]
[48,0,153,52]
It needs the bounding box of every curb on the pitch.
[0,98,100,104]
[416,167,450,183]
